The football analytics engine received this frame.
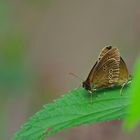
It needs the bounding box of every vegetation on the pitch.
[14,84,131,140]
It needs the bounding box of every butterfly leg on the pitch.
[90,92,93,104]
[127,80,132,85]
[88,89,96,104]
[88,90,93,104]
[120,76,132,95]
[120,82,127,96]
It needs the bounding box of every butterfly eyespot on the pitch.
[108,75,112,79]
[109,69,113,74]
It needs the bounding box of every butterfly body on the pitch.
[82,46,130,93]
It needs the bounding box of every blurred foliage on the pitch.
[0,27,30,95]
[0,1,31,96]
[0,0,10,36]
[0,31,26,65]
[13,85,131,140]
[125,58,140,131]
[0,0,39,139]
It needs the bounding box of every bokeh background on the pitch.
[1,0,140,140]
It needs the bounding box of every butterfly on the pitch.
[82,46,130,94]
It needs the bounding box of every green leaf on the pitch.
[13,86,131,140]
[124,58,140,131]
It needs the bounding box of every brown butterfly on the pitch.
[82,46,130,94]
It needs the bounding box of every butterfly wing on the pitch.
[99,47,129,85]
[91,58,120,89]
[97,47,120,70]
[84,47,120,90]
[98,46,113,60]
[86,47,120,82]
[117,57,129,85]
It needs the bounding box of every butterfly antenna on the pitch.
[69,73,84,82]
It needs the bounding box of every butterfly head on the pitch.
[82,81,96,93]
[82,81,92,91]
